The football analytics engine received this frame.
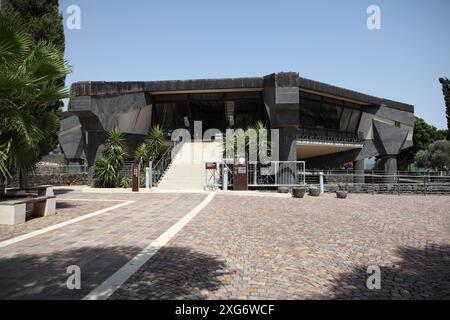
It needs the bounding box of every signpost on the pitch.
[132,164,140,192]
[233,156,248,191]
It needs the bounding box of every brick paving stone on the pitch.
[0,201,114,242]
[0,190,207,299]
[112,193,450,300]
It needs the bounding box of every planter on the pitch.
[309,187,320,197]
[0,185,5,199]
[336,191,348,199]
[277,187,290,194]
[292,187,306,198]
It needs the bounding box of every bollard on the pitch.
[148,161,153,188]
[145,167,150,189]
[223,163,228,191]
[319,172,324,194]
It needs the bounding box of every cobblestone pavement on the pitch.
[0,190,207,299]
[0,200,114,242]
[112,194,450,300]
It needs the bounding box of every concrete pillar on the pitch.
[384,156,398,173]
[382,155,397,183]
[354,159,365,183]
[279,127,297,162]
[263,73,300,187]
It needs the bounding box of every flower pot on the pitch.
[309,187,320,197]
[277,187,290,194]
[292,187,306,198]
[0,184,5,198]
[336,191,348,199]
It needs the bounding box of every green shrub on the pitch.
[93,128,128,188]
[120,176,132,188]
[104,128,127,172]
[414,139,450,171]
[135,125,165,165]
[93,157,117,188]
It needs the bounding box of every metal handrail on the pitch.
[152,138,183,185]
[297,127,364,144]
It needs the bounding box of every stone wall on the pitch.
[7,173,88,188]
[309,183,450,195]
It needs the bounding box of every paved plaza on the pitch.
[0,189,449,300]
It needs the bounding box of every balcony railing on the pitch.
[297,127,364,144]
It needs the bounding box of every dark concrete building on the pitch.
[59,72,414,174]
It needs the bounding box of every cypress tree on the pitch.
[1,0,65,53]
[439,77,450,140]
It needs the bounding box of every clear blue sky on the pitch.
[60,0,450,129]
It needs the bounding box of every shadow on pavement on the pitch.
[0,245,229,300]
[112,246,230,300]
[54,188,76,195]
[327,244,450,300]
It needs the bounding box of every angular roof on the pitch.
[71,74,414,113]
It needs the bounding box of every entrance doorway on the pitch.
[191,101,226,134]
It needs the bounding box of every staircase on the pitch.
[156,142,223,191]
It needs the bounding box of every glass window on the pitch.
[154,102,189,130]
[320,102,341,130]
[299,92,362,133]
[347,110,361,132]
[339,108,352,131]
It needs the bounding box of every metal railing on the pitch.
[107,139,184,188]
[248,161,306,187]
[152,138,182,186]
[207,161,306,189]
[306,170,450,195]
[297,128,364,144]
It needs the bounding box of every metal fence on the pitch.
[306,170,450,195]
[206,161,306,190]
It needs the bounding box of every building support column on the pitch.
[354,159,365,183]
[263,73,300,188]
[279,127,297,162]
[382,155,398,183]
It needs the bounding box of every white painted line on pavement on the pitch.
[83,192,216,300]
[0,200,135,249]
[59,198,129,202]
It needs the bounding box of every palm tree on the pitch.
[93,128,127,188]
[135,125,165,165]
[0,11,70,187]
[222,121,271,161]
[103,128,127,172]
[93,157,117,188]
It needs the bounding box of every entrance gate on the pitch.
[205,161,306,190]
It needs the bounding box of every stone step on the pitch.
[156,142,223,191]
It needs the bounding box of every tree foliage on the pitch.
[1,0,66,156]
[93,157,117,188]
[414,140,450,171]
[222,121,271,161]
[1,0,65,53]
[0,10,70,184]
[93,128,127,188]
[103,128,127,172]
[135,125,165,165]
[398,117,448,170]
[439,77,450,139]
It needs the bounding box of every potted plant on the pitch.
[309,187,321,197]
[292,185,307,198]
[336,190,348,199]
